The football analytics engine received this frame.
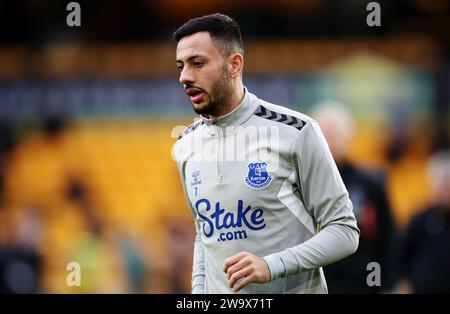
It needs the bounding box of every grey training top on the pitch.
[174,87,360,294]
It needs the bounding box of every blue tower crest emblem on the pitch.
[245,162,272,189]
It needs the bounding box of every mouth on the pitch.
[186,88,205,104]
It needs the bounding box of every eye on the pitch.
[176,64,184,71]
[193,61,203,68]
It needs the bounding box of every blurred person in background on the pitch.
[0,120,17,209]
[166,219,195,293]
[0,205,43,294]
[312,101,396,293]
[0,121,43,293]
[65,177,132,293]
[394,150,450,293]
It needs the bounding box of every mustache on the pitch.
[184,83,205,92]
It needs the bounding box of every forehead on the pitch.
[176,31,221,61]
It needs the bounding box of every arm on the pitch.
[369,174,397,291]
[264,121,360,278]
[174,145,206,294]
[192,222,206,293]
[391,213,422,292]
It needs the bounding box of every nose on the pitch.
[179,66,195,86]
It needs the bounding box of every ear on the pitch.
[229,53,244,79]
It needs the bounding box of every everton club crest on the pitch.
[245,162,272,189]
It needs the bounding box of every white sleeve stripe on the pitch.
[277,171,316,235]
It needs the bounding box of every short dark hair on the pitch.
[173,13,244,56]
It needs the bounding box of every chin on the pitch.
[192,102,210,115]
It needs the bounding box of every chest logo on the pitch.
[245,162,272,189]
[191,170,202,186]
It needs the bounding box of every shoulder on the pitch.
[173,119,204,163]
[251,97,315,133]
[405,207,436,235]
[177,119,204,141]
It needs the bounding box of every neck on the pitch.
[208,81,245,120]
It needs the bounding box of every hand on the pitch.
[223,251,271,292]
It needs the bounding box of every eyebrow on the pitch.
[176,54,207,64]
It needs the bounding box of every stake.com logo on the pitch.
[195,199,266,242]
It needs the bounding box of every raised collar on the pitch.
[199,87,258,127]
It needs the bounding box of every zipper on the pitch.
[215,121,224,183]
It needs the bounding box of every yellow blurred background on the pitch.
[0,0,448,293]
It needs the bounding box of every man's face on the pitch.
[176,31,232,116]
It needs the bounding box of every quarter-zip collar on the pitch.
[199,87,257,128]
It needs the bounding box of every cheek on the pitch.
[203,64,226,86]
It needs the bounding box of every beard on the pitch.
[191,65,233,117]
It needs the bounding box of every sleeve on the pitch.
[174,142,206,293]
[191,223,206,294]
[263,121,360,279]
